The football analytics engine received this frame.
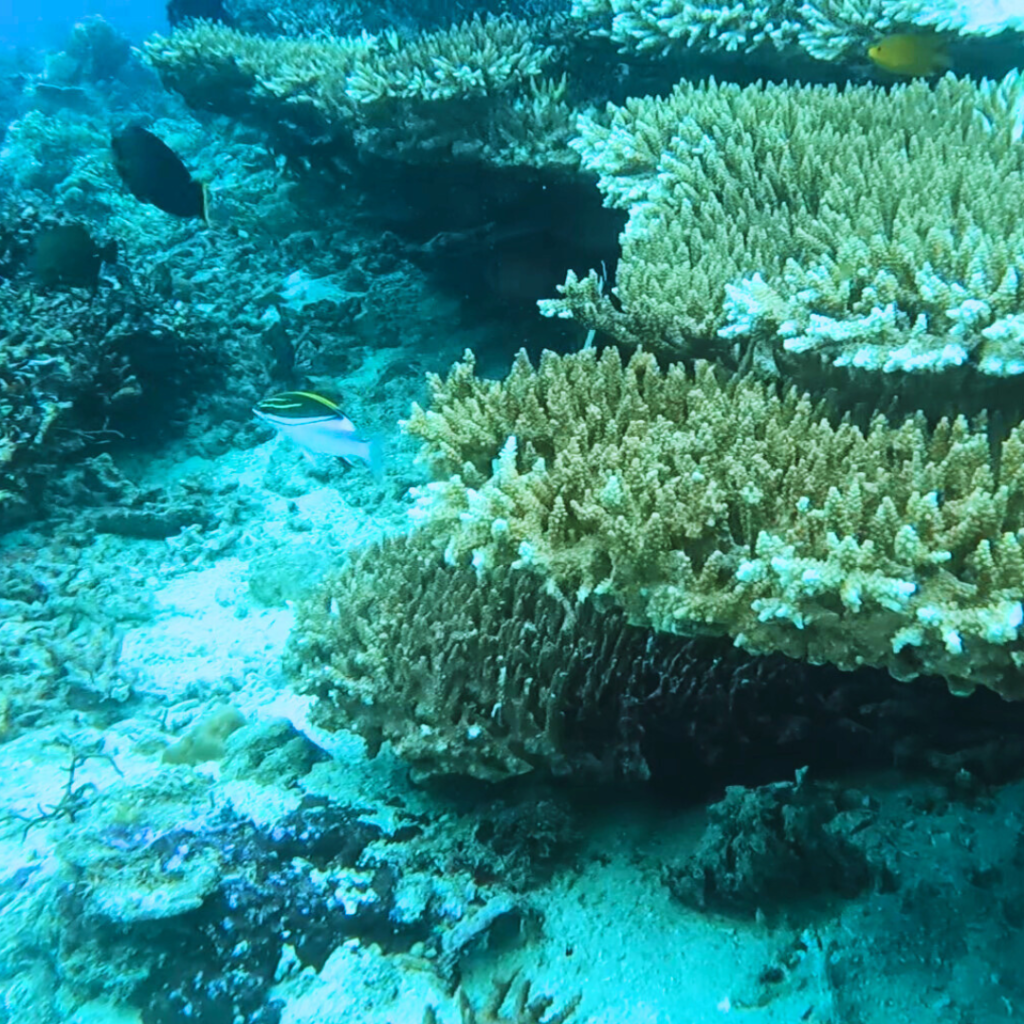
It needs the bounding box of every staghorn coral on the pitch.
[403,346,1024,698]
[540,72,1024,386]
[145,16,582,173]
[839,0,1024,48]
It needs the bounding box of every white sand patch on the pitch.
[118,557,294,705]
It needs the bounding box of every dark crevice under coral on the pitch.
[290,530,1024,797]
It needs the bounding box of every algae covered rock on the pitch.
[161,705,247,765]
[247,542,329,607]
[665,771,873,915]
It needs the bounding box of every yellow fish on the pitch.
[867,33,951,77]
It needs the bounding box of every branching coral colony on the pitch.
[290,526,820,782]
[402,348,1024,699]
[144,17,582,173]
[569,0,1024,63]
[540,73,1024,387]
[138,4,1024,776]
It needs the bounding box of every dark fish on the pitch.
[29,223,117,289]
[111,125,207,221]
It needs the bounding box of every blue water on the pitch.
[0,0,167,49]
[2,2,1024,1023]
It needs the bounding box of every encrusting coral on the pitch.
[402,346,1024,699]
[145,16,582,172]
[540,72,1024,385]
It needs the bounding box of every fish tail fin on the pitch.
[368,434,386,483]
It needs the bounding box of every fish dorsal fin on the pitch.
[258,391,343,419]
[291,391,342,414]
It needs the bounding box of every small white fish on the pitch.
[253,391,383,477]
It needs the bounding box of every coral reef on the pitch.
[540,73,1024,390]
[402,346,1024,698]
[55,790,400,1018]
[145,16,582,173]
[0,83,454,528]
[0,109,113,198]
[569,0,1024,65]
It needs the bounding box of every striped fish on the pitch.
[253,391,383,475]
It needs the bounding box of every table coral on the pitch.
[540,72,1024,392]
[145,16,581,173]
[569,0,1024,64]
[403,346,1024,697]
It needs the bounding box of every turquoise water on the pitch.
[3,3,1024,1023]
